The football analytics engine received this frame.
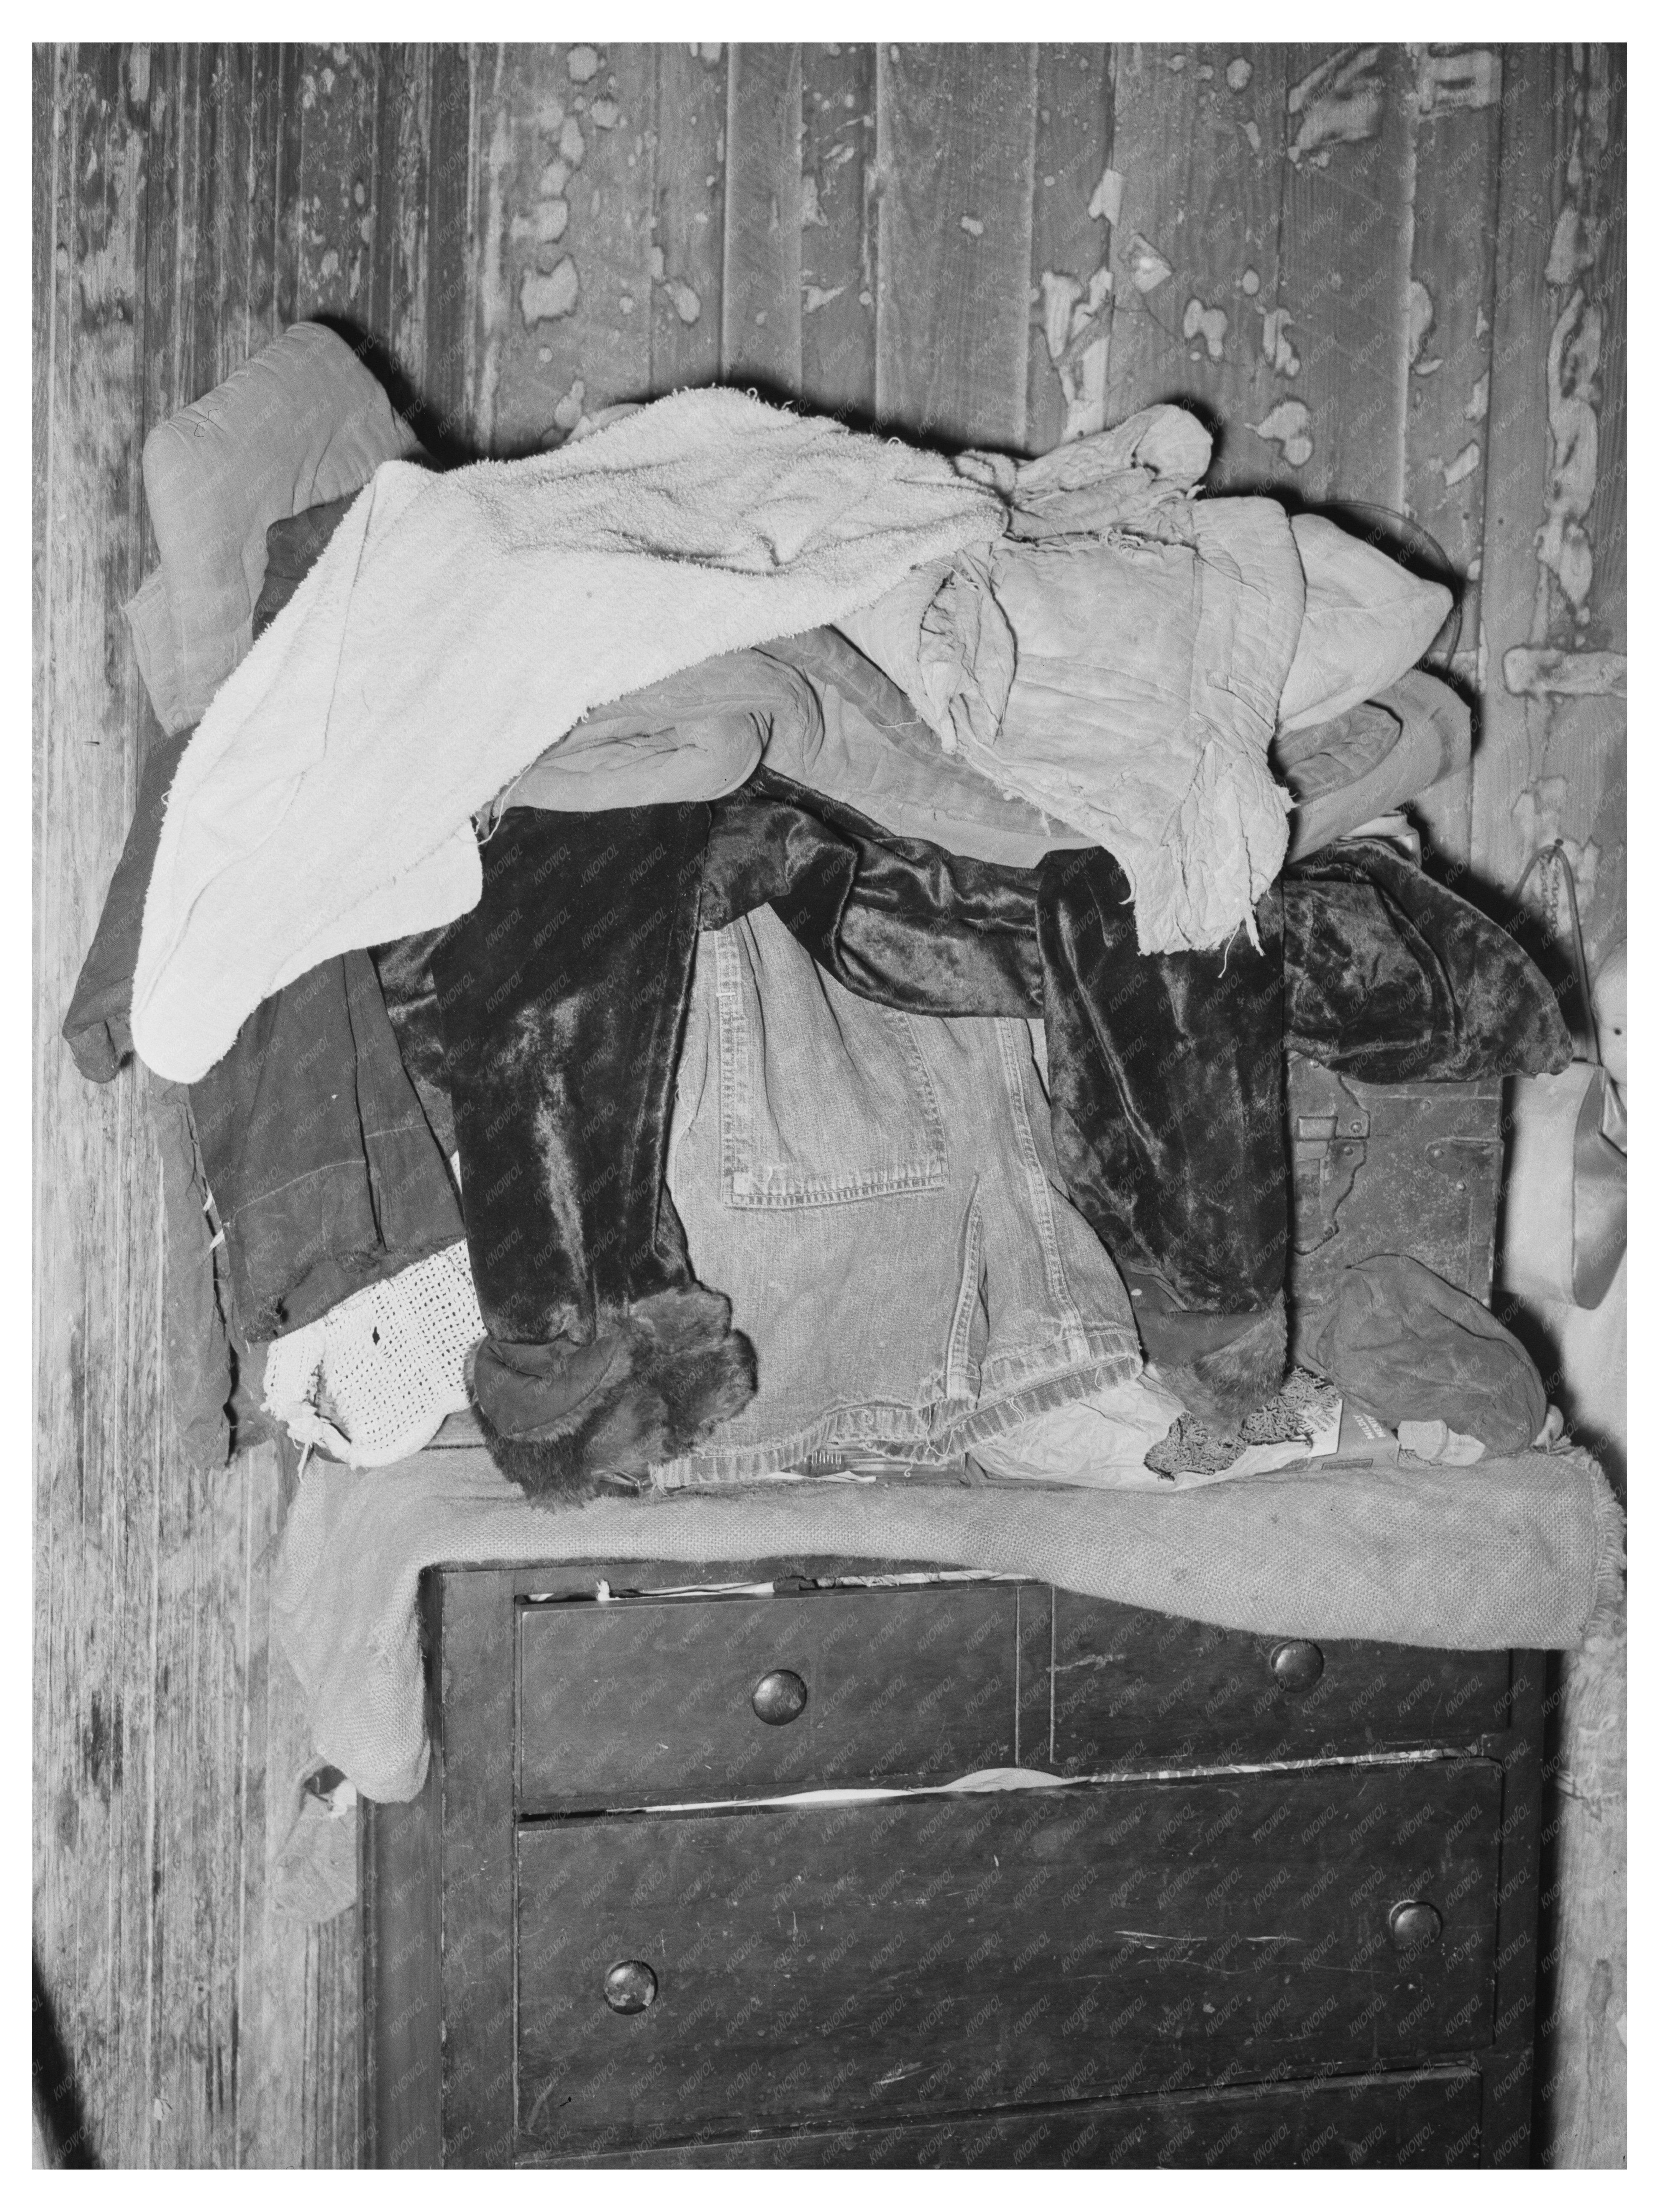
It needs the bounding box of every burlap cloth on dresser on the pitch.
[270,1443,1621,1804]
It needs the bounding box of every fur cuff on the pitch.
[1145,1292,1288,1427]
[471,1288,758,1505]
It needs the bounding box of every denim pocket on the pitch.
[714,907,947,1207]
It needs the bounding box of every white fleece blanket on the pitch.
[131,389,1005,1083]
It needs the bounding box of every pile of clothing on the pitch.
[67,326,1571,1505]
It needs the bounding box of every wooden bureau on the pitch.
[361,1556,1542,2168]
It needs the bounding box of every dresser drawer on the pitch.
[517,1583,1028,1810]
[515,1758,1500,2155]
[1050,1595,1513,1772]
[538,2066,1485,2168]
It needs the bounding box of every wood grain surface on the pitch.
[434,1572,517,2169]
[1106,43,1296,489]
[360,1637,442,2170]
[650,44,726,397]
[1471,46,1626,965]
[534,2066,1486,2168]
[875,44,1039,447]
[1402,47,1502,674]
[517,1583,1021,1809]
[800,43,878,421]
[1277,44,1419,508]
[1536,1604,1626,2167]
[721,43,802,395]
[34,44,360,2170]
[517,1758,1501,2154]
[1025,45,1114,455]
[1050,1596,1512,1772]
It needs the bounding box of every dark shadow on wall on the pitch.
[310,313,485,470]
[32,1949,98,2169]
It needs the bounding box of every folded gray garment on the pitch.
[503,626,1094,870]
[1273,667,1470,861]
[502,648,807,812]
[272,1441,1622,1803]
[765,626,1093,868]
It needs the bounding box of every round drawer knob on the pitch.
[603,1959,658,2014]
[751,1668,809,1726]
[1268,1639,1325,1693]
[1388,1900,1444,1951]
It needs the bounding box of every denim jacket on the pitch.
[654,903,1140,1484]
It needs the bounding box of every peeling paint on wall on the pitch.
[1483,55,1624,972]
[1538,290,1602,628]
[1040,264,1113,443]
[1406,279,1436,372]
[1414,48,1500,113]
[1182,295,1227,362]
[521,256,579,327]
[1503,647,1626,700]
[1260,307,1299,377]
[1251,398,1313,467]
[1287,46,1385,164]
[532,199,568,244]
[1125,234,1172,292]
[1087,168,1124,224]
[475,79,513,446]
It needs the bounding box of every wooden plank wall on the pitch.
[33,42,1623,2168]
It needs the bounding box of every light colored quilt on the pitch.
[131,389,1006,1083]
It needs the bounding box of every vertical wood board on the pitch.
[1400,45,1504,867]
[650,44,726,397]
[721,44,803,395]
[1536,1605,1627,2168]
[438,1573,517,2166]
[1105,43,1296,489]
[875,44,1038,449]
[1403,48,1503,649]
[1275,42,1418,507]
[1472,45,1626,957]
[1025,44,1114,455]
[34,41,363,2170]
[294,44,382,324]
[36,41,166,2166]
[799,42,878,420]
[368,44,433,397]
[422,44,474,448]
[468,42,671,454]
